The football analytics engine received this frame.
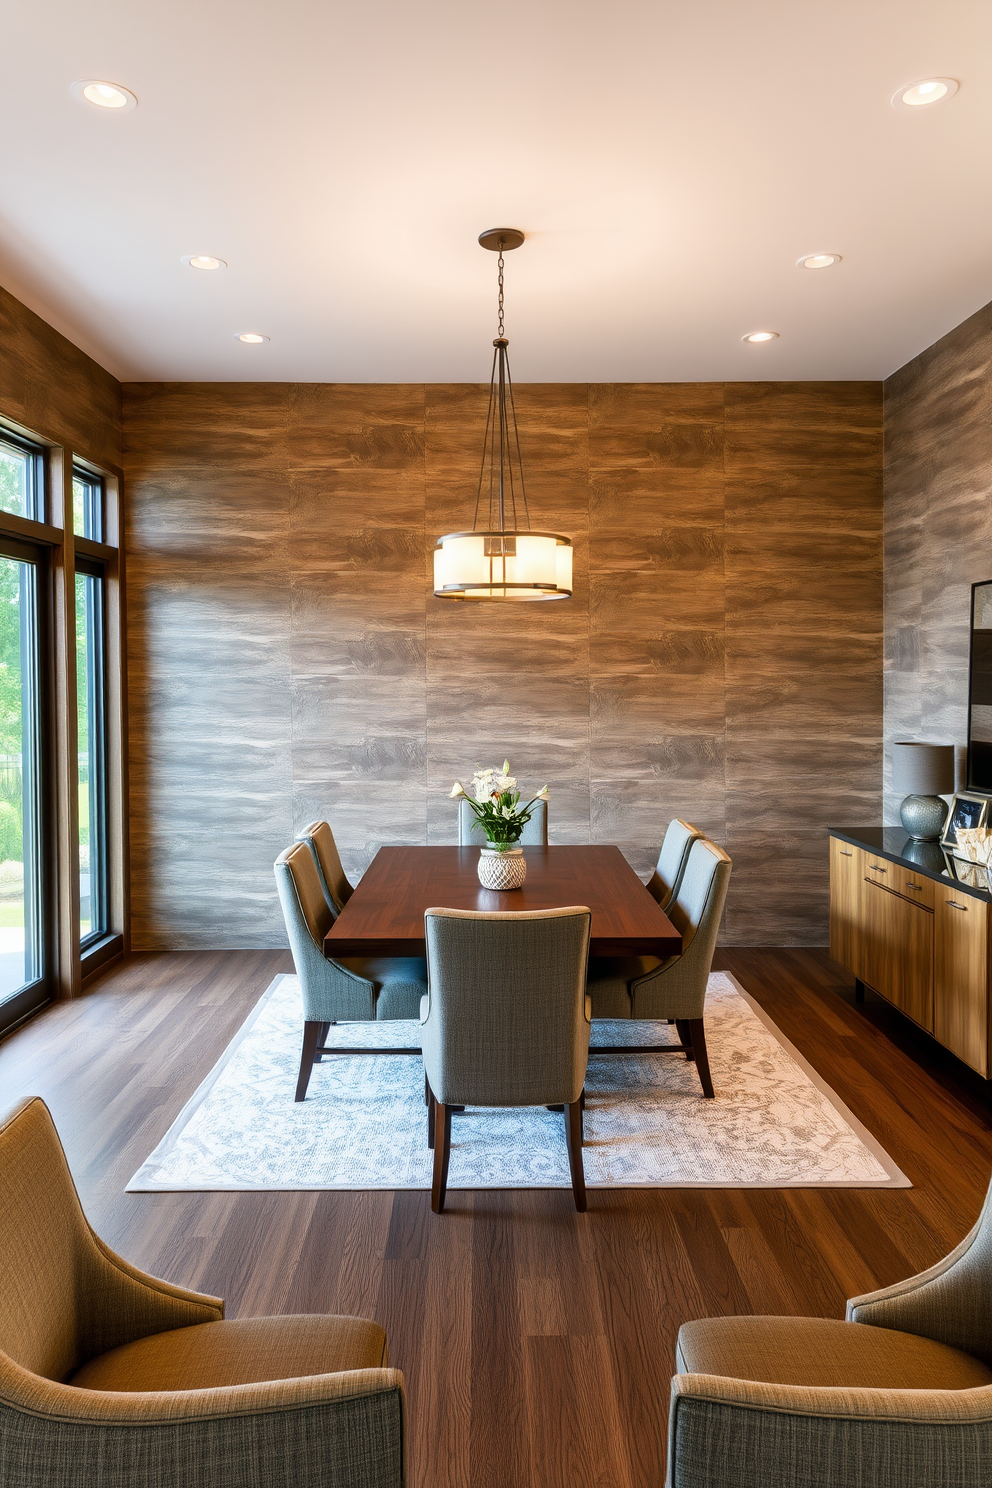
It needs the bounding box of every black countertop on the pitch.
[830,826,992,903]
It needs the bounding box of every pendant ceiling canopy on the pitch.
[433,231,573,603]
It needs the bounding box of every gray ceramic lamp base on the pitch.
[899,794,949,841]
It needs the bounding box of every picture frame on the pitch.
[940,791,989,851]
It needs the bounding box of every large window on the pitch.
[0,432,124,1038]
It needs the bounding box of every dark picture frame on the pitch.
[941,791,989,851]
[966,578,992,792]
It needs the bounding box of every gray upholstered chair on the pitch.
[646,818,703,911]
[668,1180,992,1488]
[587,838,731,1098]
[0,1096,405,1488]
[457,796,548,846]
[275,843,427,1101]
[420,906,592,1214]
[295,820,354,916]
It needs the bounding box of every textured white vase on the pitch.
[478,847,527,891]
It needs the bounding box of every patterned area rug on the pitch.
[128,973,908,1191]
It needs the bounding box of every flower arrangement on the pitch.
[449,760,549,850]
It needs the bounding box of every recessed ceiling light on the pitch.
[892,77,958,109]
[742,331,779,343]
[182,255,227,271]
[798,253,842,270]
[70,80,137,112]
[235,333,269,344]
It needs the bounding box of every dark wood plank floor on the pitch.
[2,947,991,1488]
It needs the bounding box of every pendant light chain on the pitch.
[497,245,505,338]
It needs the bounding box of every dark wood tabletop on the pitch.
[323,845,682,959]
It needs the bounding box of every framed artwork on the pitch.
[941,791,989,850]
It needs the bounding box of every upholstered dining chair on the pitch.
[0,1096,406,1488]
[586,838,732,1098]
[275,843,427,1101]
[420,905,592,1214]
[668,1177,992,1488]
[646,818,703,912]
[295,819,354,916]
[457,795,548,846]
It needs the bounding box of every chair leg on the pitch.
[431,1103,452,1214]
[565,1098,587,1212]
[675,1018,695,1061]
[427,1084,436,1149]
[688,1018,714,1098]
[425,1071,430,1106]
[295,1021,322,1102]
[314,1021,331,1062]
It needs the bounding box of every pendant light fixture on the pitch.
[433,229,573,602]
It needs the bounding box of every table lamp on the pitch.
[891,742,955,840]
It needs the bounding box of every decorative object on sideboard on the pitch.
[449,762,549,890]
[433,230,573,603]
[941,792,990,852]
[891,741,955,840]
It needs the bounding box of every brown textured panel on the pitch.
[0,285,121,468]
[123,377,882,949]
[883,299,992,821]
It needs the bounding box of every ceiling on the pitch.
[2,0,991,383]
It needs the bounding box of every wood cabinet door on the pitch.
[934,892,989,1076]
[829,838,865,977]
[862,879,934,1032]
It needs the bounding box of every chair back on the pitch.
[0,1097,91,1381]
[295,820,353,915]
[631,838,731,1018]
[457,796,548,846]
[647,818,702,910]
[422,906,590,1107]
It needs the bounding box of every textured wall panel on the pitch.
[883,300,992,822]
[124,380,882,949]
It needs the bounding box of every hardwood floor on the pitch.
[2,946,991,1487]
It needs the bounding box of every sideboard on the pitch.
[829,827,992,1078]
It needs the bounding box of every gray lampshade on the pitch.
[891,741,955,796]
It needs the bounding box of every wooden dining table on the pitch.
[323,845,682,960]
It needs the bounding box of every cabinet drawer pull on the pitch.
[946,901,968,911]
[905,881,923,890]
[840,850,853,857]
[869,864,887,873]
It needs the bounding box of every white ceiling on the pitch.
[2,0,991,383]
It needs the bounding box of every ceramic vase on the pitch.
[478,846,527,891]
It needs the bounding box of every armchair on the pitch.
[0,1097,405,1488]
[668,1177,992,1487]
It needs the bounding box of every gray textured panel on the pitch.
[124,379,883,948]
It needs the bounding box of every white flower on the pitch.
[502,759,511,774]
[534,785,550,800]
[449,781,466,799]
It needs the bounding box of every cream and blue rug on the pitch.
[128,973,908,1191]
